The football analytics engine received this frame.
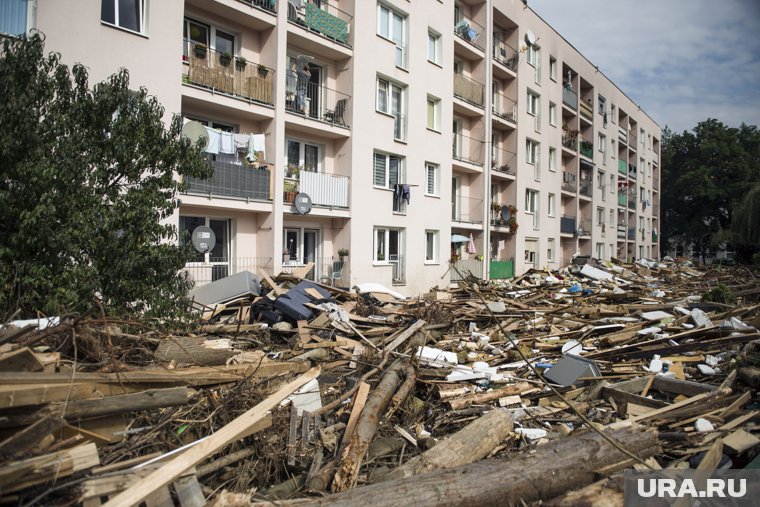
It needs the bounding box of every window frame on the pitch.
[427,29,441,65]
[549,101,557,126]
[424,162,440,197]
[286,138,323,173]
[102,0,147,35]
[548,147,557,172]
[426,95,441,131]
[526,138,539,165]
[373,151,405,190]
[549,56,557,81]
[377,3,407,68]
[548,193,556,217]
[373,226,403,263]
[425,230,439,263]
[547,238,556,262]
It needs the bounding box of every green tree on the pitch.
[730,183,760,262]
[0,33,211,319]
[661,119,760,263]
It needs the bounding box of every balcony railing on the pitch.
[579,180,592,198]
[628,192,636,210]
[493,37,518,70]
[286,170,350,208]
[629,164,637,179]
[562,87,578,110]
[579,138,593,158]
[618,126,628,145]
[282,256,350,286]
[578,219,592,236]
[561,215,577,234]
[652,231,658,242]
[489,259,514,280]
[452,195,484,224]
[562,171,577,192]
[629,132,638,148]
[562,135,578,151]
[451,258,484,282]
[653,151,659,164]
[184,158,271,201]
[618,192,627,206]
[454,73,485,107]
[653,175,660,188]
[579,98,593,120]
[235,0,277,13]
[653,203,660,216]
[618,159,628,175]
[286,0,352,46]
[453,134,485,166]
[492,92,517,123]
[628,227,635,240]
[454,17,485,51]
[285,74,351,128]
[617,225,626,239]
[491,147,516,175]
[184,257,274,288]
[184,42,274,105]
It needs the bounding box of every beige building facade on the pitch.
[16,0,660,297]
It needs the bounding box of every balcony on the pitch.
[184,42,274,105]
[579,98,593,120]
[562,87,578,110]
[653,175,660,189]
[184,158,271,201]
[579,180,592,198]
[453,134,485,168]
[617,193,627,207]
[452,195,484,224]
[652,231,658,242]
[282,256,350,287]
[286,0,352,47]
[628,227,635,240]
[629,164,637,179]
[454,74,485,108]
[454,17,485,52]
[451,258,484,282]
[653,203,660,216]
[578,219,592,237]
[235,0,277,14]
[617,225,626,239]
[561,215,577,234]
[285,74,351,129]
[653,151,659,164]
[629,132,638,149]
[285,170,349,208]
[491,147,516,177]
[184,257,274,288]
[628,192,636,210]
[579,138,593,159]
[618,127,628,145]
[618,159,628,175]
[562,171,577,192]
[562,135,578,151]
[493,37,518,71]
[492,92,517,125]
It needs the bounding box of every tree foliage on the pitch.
[661,119,760,263]
[0,33,211,319]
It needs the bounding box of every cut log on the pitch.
[253,425,660,507]
[382,409,513,481]
[447,382,533,410]
[154,336,236,365]
[0,415,65,461]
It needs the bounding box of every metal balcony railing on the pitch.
[184,257,274,288]
[628,227,635,240]
[618,126,628,144]
[285,74,351,128]
[281,256,350,286]
[454,73,485,107]
[618,192,627,206]
[562,87,578,109]
[493,37,518,70]
[184,158,271,201]
[454,17,485,51]
[562,171,577,192]
[579,180,592,198]
[618,159,628,175]
[451,259,484,282]
[235,0,277,13]
[562,135,578,151]
[285,170,350,208]
[652,231,658,242]
[617,225,626,239]
[561,215,577,234]
[491,147,516,175]
[184,42,274,105]
[492,92,517,123]
[452,195,484,224]
[629,164,637,179]
[579,137,593,158]
[453,134,485,166]
[578,219,592,236]
[286,0,352,46]
[579,98,593,120]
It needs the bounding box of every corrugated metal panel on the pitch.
[300,171,348,208]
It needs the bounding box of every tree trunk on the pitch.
[382,409,512,481]
[258,425,659,507]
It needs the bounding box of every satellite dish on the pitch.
[525,30,536,46]
[500,205,511,223]
[294,193,312,215]
[191,225,216,254]
[182,120,209,149]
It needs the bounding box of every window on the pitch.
[378,4,406,67]
[610,103,616,124]
[374,227,403,263]
[549,102,557,126]
[609,209,614,228]
[534,46,542,84]
[549,56,557,81]
[425,163,439,196]
[425,230,439,263]
[548,193,556,217]
[527,43,536,66]
[597,207,605,225]
[640,128,646,149]
[427,30,441,64]
[525,189,539,229]
[598,95,606,117]
[184,19,236,60]
[1,0,29,36]
[286,139,321,172]
[376,78,406,140]
[179,216,230,265]
[527,90,540,131]
[373,151,404,189]
[427,96,441,131]
[547,238,555,262]
[548,147,557,172]
[598,133,607,164]
[102,0,145,34]
[526,139,539,164]
[596,243,605,259]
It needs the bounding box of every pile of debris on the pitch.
[1,259,759,506]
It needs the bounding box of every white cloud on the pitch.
[528,0,760,132]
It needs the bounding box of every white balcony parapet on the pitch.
[300,171,349,208]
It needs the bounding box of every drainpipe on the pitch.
[483,0,493,281]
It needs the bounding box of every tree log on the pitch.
[257,425,660,507]
[382,409,513,481]
[154,336,236,365]
[447,382,532,410]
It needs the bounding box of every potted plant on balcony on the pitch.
[283,179,298,203]
[219,51,233,67]
[338,248,349,261]
[508,205,518,232]
[286,164,302,179]
[235,56,248,71]
[257,64,269,78]
[194,43,207,59]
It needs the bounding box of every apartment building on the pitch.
[11,0,660,297]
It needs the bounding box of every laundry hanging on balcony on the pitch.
[204,127,220,155]
[466,233,477,254]
[393,183,411,209]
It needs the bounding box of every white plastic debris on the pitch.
[695,418,715,433]
[645,354,663,373]
[561,340,583,355]
[690,308,713,328]
[697,364,717,375]
[280,378,322,415]
[641,311,673,322]
[580,264,614,281]
[416,346,458,368]
[516,427,548,441]
[705,355,719,367]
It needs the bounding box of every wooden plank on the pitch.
[287,404,298,467]
[293,262,315,279]
[724,430,760,454]
[0,347,44,372]
[0,442,100,494]
[342,382,370,448]
[259,269,285,296]
[696,439,723,471]
[717,391,751,419]
[384,320,427,354]
[609,391,715,429]
[640,375,656,398]
[302,341,348,349]
[144,486,173,507]
[102,367,320,507]
[173,474,205,507]
[0,382,139,410]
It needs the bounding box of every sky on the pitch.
[528,0,760,133]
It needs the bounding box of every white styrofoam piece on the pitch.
[516,427,548,440]
[580,264,614,281]
[697,364,716,375]
[695,418,714,433]
[641,311,673,321]
[416,346,458,368]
